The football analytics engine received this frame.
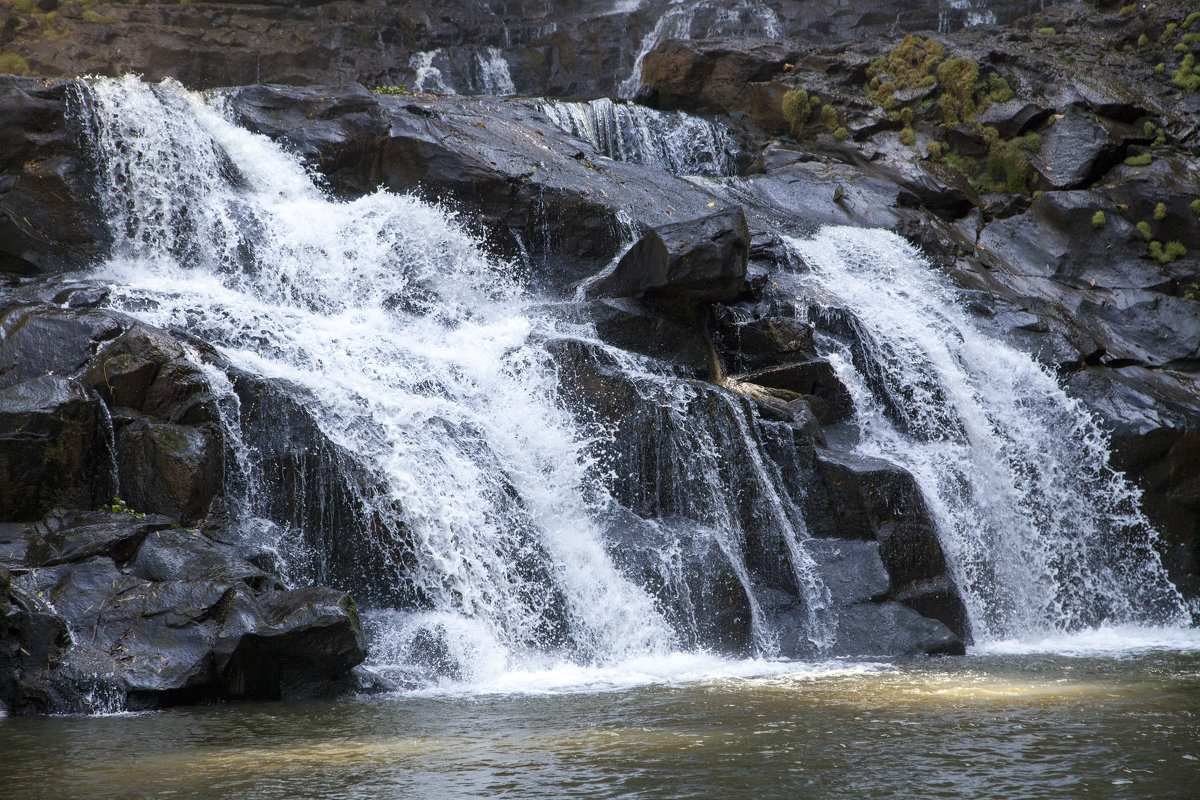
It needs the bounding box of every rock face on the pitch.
[2,0,1200,714]
[584,208,750,302]
[0,285,370,715]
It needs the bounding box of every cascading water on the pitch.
[619,0,784,98]
[542,98,738,176]
[785,227,1192,642]
[83,75,674,684]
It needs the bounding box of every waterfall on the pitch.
[472,47,516,96]
[82,76,673,683]
[785,227,1191,642]
[619,0,784,98]
[409,50,454,95]
[542,98,738,176]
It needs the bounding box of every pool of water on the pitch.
[4,644,1199,800]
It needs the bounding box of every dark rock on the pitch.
[579,297,714,376]
[713,306,817,372]
[803,538,889,605]
[0,565,72,715]
[116,420,222,524]
[0,304,124,390]
[583,208,750,303]
[829,601,964,657]
[730,359,854,425]
[639,38,803,116]
[976,100,1050,139]
[1029,113,1118,191]
[0,78,106,276]
[0,376,116,521]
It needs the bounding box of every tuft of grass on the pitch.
[1037,27,1057,36]
[1125,152,1153,166]
[1189,198,1200,214]
[373,85,408,95]
[1154,201,1167,220]
[1138,33,1150,47]
[833,126,850,141]
[1173,54,1200,90]
[1149,240,1187,263]
[1137,220,1154,240]
[1186,11,1200,28]
[937,57,982,125]
[821,103,840,135]
[1156,61,1167,74]
[900,127,916,146]
[1092,210,1107,229]
[781,88,815,135]
[1119,3,1137,15]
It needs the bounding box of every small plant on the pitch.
[1186,11,1200,28]
[937,57,983,124]
[1154,201,1168,220]
[1174,42,1189,53]
[1119,3,1138,15]
[1138,33,1150,47]
[102,496,145,519]
[1092,210,1107,229]
[1155,61,1167,74]
[899,106,914,125]
[833,126,850,141]
[1037,27,1057,36]
[1189,198,1200,214]
[1184,282,1199,300]
[1137,220,1154,240]
[1125,152,1153,166]
[1149,240,1187,263]
[373,85,408,95]
[821,103,841,134]
[1173,54,1200,90]
[900,127,916,146]
[1163,22,1179,41]
[927,140,944,158]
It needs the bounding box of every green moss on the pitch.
[1125,152,1153,166]
[980,132,1042,194]
[820,103,840,134]
[1119,3,1137,15]
[1091,210,1107,229]
[1174,42,1189,53]
[7,0,37,13]
[1037,27,1057,36]
[1155,61,1167,74]
[1186,12,1200,28]
[1173,54,1200,89]
[833,126,850,141]
[1144,120,1157,137]
[0,52,31,76]
[866,35,945,109]
[1149,240,1187,263]
[1189,198,1200,214]
[1137,220,1154,240]
[900,127,916,146]
[899,106,914,125]
[373,85,407,95]
[1154,201,1168,220]
[1138,33,1150,47]
[1184,32,1200,44]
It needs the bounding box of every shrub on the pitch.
[1137,220,1154,240]
[834,126,850,141]
[821,103,840,133]
[1189,198,1200,214]
[1092,210,1107,229]
[1156,62,1167,74]
[1154,201,1167,220]
[988,74,1014,102]
[1163,22,1179,41]
[927,140,944,158]
[1138,33,1150,47]
[1187,11,1200,29]
[1125,152,1153,166]
[1174,54,1200,90]
[900,127,916,146]
[937,57,982,124]
[781,88,815,135]
[983,132,1042,193]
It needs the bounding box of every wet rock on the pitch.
[976,100,1049,139]
[116,420,222,524]
[0,565,72,715]
[0,376,117,522]
[1029,113,1118,191]
[0,303,125,390]
[803,538,889,605]
[578,297,714,377]
[712,306,817,372]
[638,38,802,115]
[0,78,106,276]
[729,359,853,425]
[829,601,964,657]
[583,208,750,303]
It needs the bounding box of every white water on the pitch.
[473,47,516,95]
[409,50,453,95]
[786,227,1191,643]
[619,0,784,98]
[85,76,672,681]
[542,98,737,176]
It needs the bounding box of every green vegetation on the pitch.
[781,88,816,135]
[373,85,408,95]
[1137,220,1154,240]
[900,127,916,146]
[1119,3,1138,15]
[1149,240,1187,263]
[866,35,944,110]
[1154,201,1168,220]
[1186,11,1200,28]
[1092,210,1107,229]
[1139,33,1150,47]
[1156,61,1167,74]
[1125,152,1153,166]
[821,103,840,134]
[928,130,1042,195]
[101,496,145,519]
[1163,22,1179,40]
[1037,27,1057,36]
[936,57,981,124]
[1172,54,1200,90]
[1189,198,1200,214]
[833,126,850,141]
[0,52,31,76]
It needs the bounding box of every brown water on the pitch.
[3,650,1198,800]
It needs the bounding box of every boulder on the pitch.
[712,306,817,372]
[116,421,222,524]
[1028,113,1118,191]
[0,376,116,521]
[829,601,964,657]
[729,359,854,425]
[582,208,750,303]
